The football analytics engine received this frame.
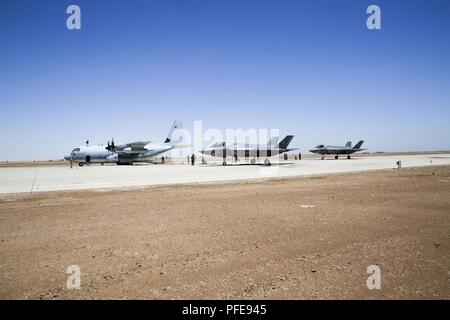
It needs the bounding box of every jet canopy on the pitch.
[316,145,324,148]
[208,141,226,148]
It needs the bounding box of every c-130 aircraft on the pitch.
[64,121,186,166]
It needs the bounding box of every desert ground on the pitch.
[0,165,449,299]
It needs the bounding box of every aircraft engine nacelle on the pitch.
[106,154,118,161]
[114,144,127,150]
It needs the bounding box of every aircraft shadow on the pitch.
[201,162,296,167]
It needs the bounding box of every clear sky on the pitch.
[1,0,449,160]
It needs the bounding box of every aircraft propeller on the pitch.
[106,138,115,151]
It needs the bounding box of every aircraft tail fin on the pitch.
[277,135,294,150]
[267,136,279,146]
[345,141,352,148]
[163,120,183,144]
[353,140,364,149]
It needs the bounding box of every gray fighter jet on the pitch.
[309,140,365,160]
[200,135,296,166]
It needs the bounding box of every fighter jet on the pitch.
[309,140,365,160]
[200,135,296,166]
[64,121,186,166]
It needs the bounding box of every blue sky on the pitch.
[1,0,449,160]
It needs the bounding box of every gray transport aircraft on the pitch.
[64,121,186,166]
[309,140,365,160]
[200,135,296,166]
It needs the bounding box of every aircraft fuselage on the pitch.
[64,144,174,165]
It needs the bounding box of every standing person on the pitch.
[187,155,190,165]
[298,152,302,160]
[161,156,165,164]
[191,154,195,166]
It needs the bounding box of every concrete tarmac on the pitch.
[1,154,450,194]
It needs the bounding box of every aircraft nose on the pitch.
[64,153,71,161]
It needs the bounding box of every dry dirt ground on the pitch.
[0,166,449,300]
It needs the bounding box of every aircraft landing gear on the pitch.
[222,161,227,166]
[264,159,271,166]
[347,155,351,159]
[117,161,134,165]
[250,158,256,165]
[321,155,325,160]
[78,162,84,167]
[335,155,339,160]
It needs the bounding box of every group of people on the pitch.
[185,152,302,165]
[160,155,200,165]
[284,152,302,161]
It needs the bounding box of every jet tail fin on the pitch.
[353,140,364,149]
[163,120,183,144]
[345,141,352,148]
[276,135,294,150]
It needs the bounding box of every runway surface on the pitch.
[1,154,449,194]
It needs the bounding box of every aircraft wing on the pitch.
[127,140,151,148]
[115,148,148,156]
[115,141,152,156]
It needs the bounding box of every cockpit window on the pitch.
[209,142,225,148]
[73,148,80,152]
[316,145,324,148]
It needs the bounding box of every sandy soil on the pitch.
[0,166,449,300]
